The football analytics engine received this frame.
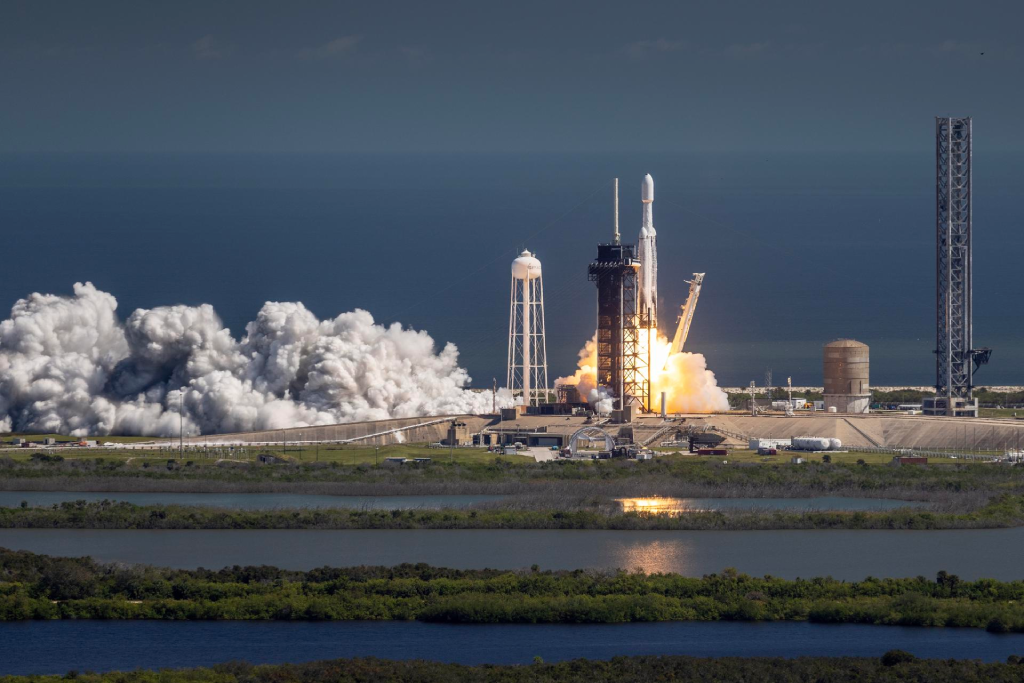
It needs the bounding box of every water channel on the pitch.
[2,527,1021,580]
[1,621,1021,674]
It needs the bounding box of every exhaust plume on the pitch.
[0,283,510,436]
[556,331,728,413]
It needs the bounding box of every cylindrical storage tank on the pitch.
[828,438,842,451]
[823,339,870,414]
[793,436,831,451]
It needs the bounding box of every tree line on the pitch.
[4,654,1024,683]
[2,494,1023,531]
[4,548,1024,632]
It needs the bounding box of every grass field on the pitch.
[0,442,535,466]
[980,408,1024,419]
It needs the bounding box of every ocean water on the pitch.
[1,152,1020,388]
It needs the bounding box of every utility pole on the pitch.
[179,390,184,460]
[449,419,455,464]
[375,445,379,466]
[316,439,320,462]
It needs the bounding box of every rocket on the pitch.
[638,173,658,328]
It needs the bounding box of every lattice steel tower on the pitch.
[928,117,989,417]
[507,250,549,407]
[588,180,647,412]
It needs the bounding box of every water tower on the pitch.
[507,250,549,406]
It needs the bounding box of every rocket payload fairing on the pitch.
[638,173,658,329]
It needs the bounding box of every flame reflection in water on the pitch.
[616,497,711,514]
[612,539,691,575]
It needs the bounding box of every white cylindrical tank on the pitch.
[793,436,831,451]
[828,438,843,450]
[511,250,542,280]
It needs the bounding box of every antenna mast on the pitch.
[613,178,620,244]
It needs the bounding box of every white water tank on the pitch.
[511,251,542,280]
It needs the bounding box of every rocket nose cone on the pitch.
[642,174,654,203]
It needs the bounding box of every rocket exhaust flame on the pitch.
[556,331,729,414]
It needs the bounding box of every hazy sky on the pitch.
[3,0,1023,154]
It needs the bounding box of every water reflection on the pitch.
[616,496,923,514]
[612,539,690,575]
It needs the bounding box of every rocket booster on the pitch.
[638,173,658,328]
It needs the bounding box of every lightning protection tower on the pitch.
[507,250,549,407]
[588,180,646,412]
[926,117,990,417]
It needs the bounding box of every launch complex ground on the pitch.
[2,410,1008,460]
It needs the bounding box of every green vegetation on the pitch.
[0,443,512,466]
[5,548,1024,631]
[2,453,1021,511]
[5,655,1024,683]
[5,493,1024,530]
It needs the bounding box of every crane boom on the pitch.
[665,273,705,369]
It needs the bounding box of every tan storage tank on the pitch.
[823,339,870,414]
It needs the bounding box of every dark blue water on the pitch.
[2,152,1021,387]
[1,621,1022,675]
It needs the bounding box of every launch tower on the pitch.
[925,117,989,417]
[589,180,647,411]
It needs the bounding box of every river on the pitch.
[1,527,1021,580]
[1,621,1021,674]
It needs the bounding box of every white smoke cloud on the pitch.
[0,283,510,437]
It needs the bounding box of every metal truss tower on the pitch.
[507,250,549,407]
[589,243,646,411]
[931,117,990,416]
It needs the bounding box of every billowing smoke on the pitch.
[0,283,510,437]
[556,331,729,413]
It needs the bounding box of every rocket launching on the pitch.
[638,173,658,329]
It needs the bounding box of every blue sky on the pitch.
[3,0,1023,154]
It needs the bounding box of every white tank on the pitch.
[511,250,542,280]
[828,438,843,450]
[793,436,831,451]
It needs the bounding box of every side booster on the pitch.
[637,173,658,329]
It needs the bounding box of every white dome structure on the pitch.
[511,250,542,280]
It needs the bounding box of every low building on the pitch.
[923,396,978,418]
[445,421,472,447]
[891,456,928,466]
